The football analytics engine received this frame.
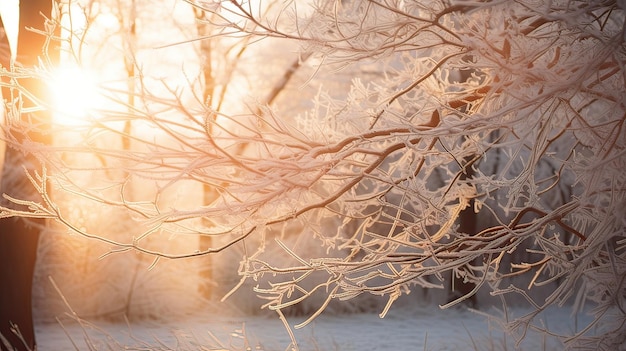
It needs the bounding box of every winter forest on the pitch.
[0,0,625,350]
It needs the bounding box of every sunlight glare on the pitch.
[49,66,102,126]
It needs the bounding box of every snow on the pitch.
[35,305,593,350]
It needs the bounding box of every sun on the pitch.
[48,66,103,126]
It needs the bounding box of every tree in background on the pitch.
[0,1,58,350]
[191,1,311,299]
[1,1,625,350]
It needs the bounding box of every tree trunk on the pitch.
[449,159,478,308]
[447,67,480,308]
[0,1,56,349]
[193,7,217,300]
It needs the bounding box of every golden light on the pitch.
[46,1,107,126]
[48,66,103,126]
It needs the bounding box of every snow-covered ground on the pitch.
[36,305,593,350]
